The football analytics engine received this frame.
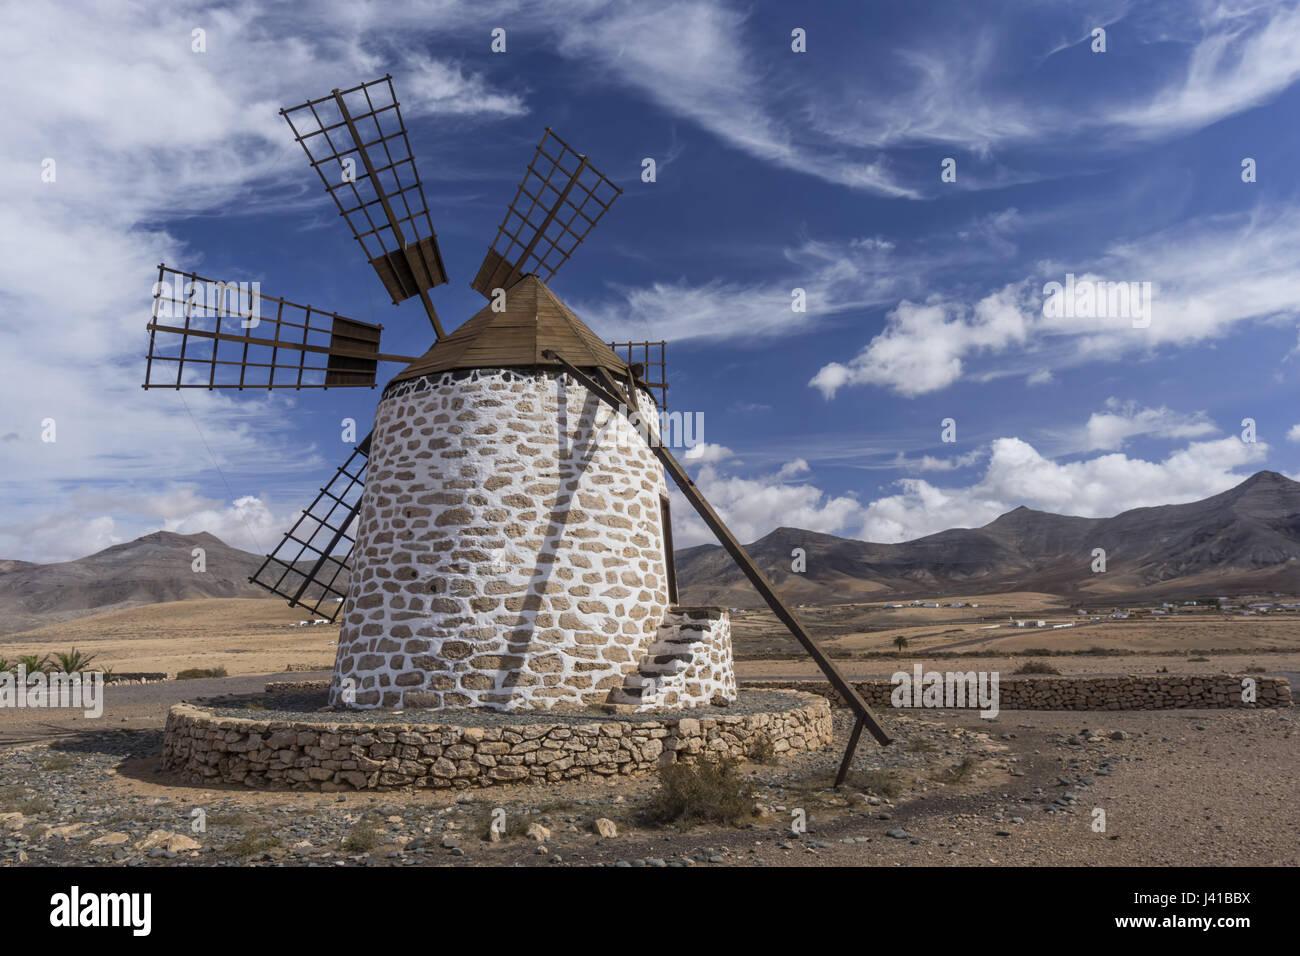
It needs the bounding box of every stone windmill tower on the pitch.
[332,275,718,712]
[142,75,888,777]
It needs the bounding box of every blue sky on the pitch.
[3,0,1300,561]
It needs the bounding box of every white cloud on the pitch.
[776,459,810,479]
[670,461,864,548]
[811,284,1033,398]
[1287,424,1300,443]
[0,2,527,563]
[573,234,925,343]
[1080,399,1218,451]
[551,1,915,197]
[403,55,526,117]
[683,442,735,464]
[0,486,295,562]
[857,435,1269,541]
[1110,2,1300,138]
[672,433,1269,548]
[812,1,1300,158]
[812,205,1300,396]
[891,449,986,473]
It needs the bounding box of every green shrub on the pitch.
[477,806,526,841]
[227,829,281,858]
[747,733,777,765]
[176,667,228,680]
[643,758,753,827]
[341,818,380,853]
[858,768,903,798]
[933,755,981,785]
[1013,660,1061,675]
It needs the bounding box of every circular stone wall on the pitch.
[161,691,832,791]
[333,368,673,712]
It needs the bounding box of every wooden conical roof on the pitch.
[391,274,629,383]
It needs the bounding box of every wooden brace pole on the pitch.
[542,351,891,783]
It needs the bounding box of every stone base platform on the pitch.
[161,689,831,792]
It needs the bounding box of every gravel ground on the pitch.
[202,688,805,724]
[1,699,1294,867]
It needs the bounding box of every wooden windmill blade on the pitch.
[249,434,371,621]
[471,128,623,297]
[606,340,668,411]
[142,265,417,390]
[280,75,449,337]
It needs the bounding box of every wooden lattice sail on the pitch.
[249,436,370,621]
[143,265,411,390]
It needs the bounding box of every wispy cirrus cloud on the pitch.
[809,0,1300,162]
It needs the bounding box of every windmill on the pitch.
[141,74,889,783]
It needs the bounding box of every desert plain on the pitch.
[0,593,1294,868]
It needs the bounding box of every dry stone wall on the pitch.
[333,368,672,712]
[160,692,831,791]
[748,674,1292,710]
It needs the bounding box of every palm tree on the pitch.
[18,653,50,675]
[893,635,908,653]
[53,648,97,673]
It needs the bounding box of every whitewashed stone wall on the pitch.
[609,608,737,711]
[331,368,672,711]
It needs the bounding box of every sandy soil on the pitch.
[2,595,1297,679]
[1,700,1294,867]
[0,599,338,676]
[0,593,1293,868]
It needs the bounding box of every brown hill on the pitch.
[0,531,269,635]
[3,472,1296,630]
[676,471,1300,607]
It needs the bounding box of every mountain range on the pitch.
[1,471,1297,634]
[675,470,1300,607]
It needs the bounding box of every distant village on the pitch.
[858,594,1300,630]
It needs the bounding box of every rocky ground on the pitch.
[1,701,1294,867]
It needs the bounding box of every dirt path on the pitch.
[0,671,329,749]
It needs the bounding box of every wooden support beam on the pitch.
[542,350,892,782]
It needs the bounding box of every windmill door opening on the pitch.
[660,494,678,605]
